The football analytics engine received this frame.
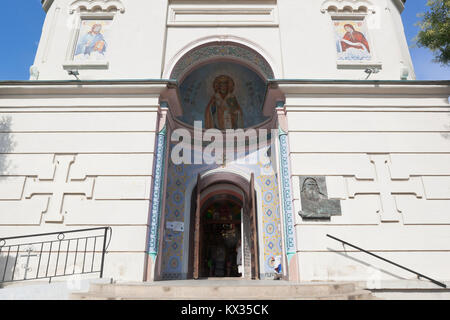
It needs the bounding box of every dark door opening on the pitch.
[189,172,259,280]
[201,201,242,278]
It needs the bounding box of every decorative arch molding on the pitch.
[200,183,245,209]
[69,0,125,14]
[165,35,278,81]
[320,0,376,14]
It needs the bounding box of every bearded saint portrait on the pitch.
[340,24,370,54]
[204,75,244,130]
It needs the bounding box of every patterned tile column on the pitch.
[148,106,168,261]
[277,106,297,264]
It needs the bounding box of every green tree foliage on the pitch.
[415,0,450,65]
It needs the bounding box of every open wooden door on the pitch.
[193,174,201,279]
[249,173,260,279]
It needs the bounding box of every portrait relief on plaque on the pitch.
[298,176,342,220]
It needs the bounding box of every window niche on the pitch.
[321,0,382,70]
[63,0,125,71]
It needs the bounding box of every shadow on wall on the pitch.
[0,116,14,177]
[0,254,15,289]
[443,113,450,140]
[327,247,406,282]
[0,116,15,288]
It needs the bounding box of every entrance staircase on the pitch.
[71,280,375,300]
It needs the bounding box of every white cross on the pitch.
[24,155,95,223]
[346,154,424,222]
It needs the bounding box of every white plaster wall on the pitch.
[388,0,416,80]
[33,0,169,80]
[0,84,164,282]
[283,83,450,282]
[278,0,414,80]
[34,0,414,81]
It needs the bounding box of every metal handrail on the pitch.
[0,227,112,284]
[0,227,111,241]
[327,234,447,289]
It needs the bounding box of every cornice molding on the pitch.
[392,0,406,13]
[41,0,54,13]
[321,0,376,14]
[0,80,172,96]
[273,80,450,97]
[69,0,125,14]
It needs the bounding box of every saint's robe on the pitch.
[75,32,107,57]
[341,30,370,53]
[205,93,244,130]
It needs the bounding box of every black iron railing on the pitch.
[327,234,447,289]
[0,227,112,284]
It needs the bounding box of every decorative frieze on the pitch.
[320,0,376,14]
[170,43,274,80]
[69,0,125,14]
[167,4,278,27]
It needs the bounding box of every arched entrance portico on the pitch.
[154,39,290,282]
[189,172,259,280]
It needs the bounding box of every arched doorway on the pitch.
[188,172,260,280]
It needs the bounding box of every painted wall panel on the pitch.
[297,251,450,281]
[296,225,450,251]
[94,177,152,200]
[0,132,156,153]
[286,112,450,132]
[0,112,158,132]
[290,154,374,179]
[71,154,155,178]
[289,133,450,153]
[64,198,151,225]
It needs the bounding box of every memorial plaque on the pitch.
[298,176,341,220]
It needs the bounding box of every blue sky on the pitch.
[402,1,450,80]
[0,1,448,80]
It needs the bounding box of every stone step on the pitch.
[71,289,374,300]
[71,281,374,300]
[90,281,355,298]
[315,290,375,301]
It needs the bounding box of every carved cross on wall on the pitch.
[24,155,95,223]
[346,154,424,222]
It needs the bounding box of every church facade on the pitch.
[0,0,449,284]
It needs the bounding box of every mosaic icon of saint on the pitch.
[75,24,107,60]
[340,24,370,54]
[204,75,244,130]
